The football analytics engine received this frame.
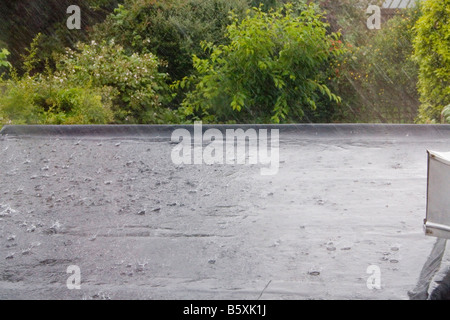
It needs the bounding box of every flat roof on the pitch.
[1,124,449,299]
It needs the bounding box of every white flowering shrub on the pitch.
[0,36,113,125]
[55,40,177,123]
[0,37,179,125]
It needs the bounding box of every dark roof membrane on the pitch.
[1,124,449,300]
[1,124,450,140]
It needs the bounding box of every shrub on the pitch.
[442,105,450,124]
[0,0,122,73]
[328,6,421,123]
[93,0,250,82]
[54,40,174,123]
[413,0,450,123]
[174,2,344,123]
[1,32,182,125]
[0,49,12,70]
[0,37,115,125]
[0,78,115,125]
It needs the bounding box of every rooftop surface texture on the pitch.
[0,124,449,299]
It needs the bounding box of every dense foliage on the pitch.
[55,40,175,123]
[93,0,250,82]
[443,105,450,124]
[174,3,344,123]
[0,49,12,73]
[0,0,449,125]
[0,35,113,125]
[328,5,421,123]
[0,35,175,125]
[0,0,122,73]
[413,0,450,123]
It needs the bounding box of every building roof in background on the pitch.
[382,0,418,9]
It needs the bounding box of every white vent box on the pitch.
[425,150,450,239]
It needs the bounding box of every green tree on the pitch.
[413,0,450,123]
[54,40,174,123]
[93,0,250,83]
[0,36,115,125]
[175,3,344,123]
[442,105,450,123]
[0,36,177,125]
[0,0,122,73]
[0,49,12,70]
[328,7,422,123]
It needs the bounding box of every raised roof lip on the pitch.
[1,124,450,139]
[428,150,450,166]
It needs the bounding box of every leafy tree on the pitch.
[327,6,422,123]
[250,0,284,10]
[0,0,122,73]
[0,49,11,68]
[174,2,344,123]
[0,35,177,125]
[0,35,114,125]
[442,105,450,124]
[413,0,450,123]
[54,40,174,123]
[93,0,250,82]
[0,49,12,76]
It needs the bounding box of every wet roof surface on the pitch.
[0,124,449,299]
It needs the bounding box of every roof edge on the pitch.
[1,124,450,139]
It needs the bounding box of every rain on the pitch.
[0,0,449,302]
